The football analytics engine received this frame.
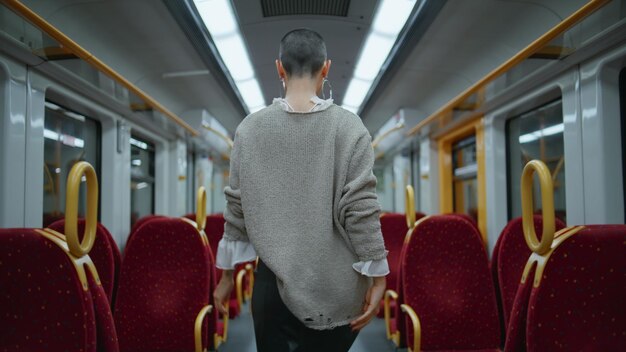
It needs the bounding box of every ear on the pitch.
[321,59,332,78]
[276,60,286,80]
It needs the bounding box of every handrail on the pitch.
[1,0,199,137]
[202,124,234,149]
[407,0,610,136]
[372,122,405,149]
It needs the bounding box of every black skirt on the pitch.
[251,260,359,352]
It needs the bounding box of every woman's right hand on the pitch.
[349,276,386,331]
[213,270,234,315]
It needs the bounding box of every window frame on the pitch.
[504,97,565,222]
[129,133,156,227]
[42,98,102,225]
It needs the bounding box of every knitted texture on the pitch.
[224,102,387,330]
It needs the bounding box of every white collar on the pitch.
[273,96,334,113]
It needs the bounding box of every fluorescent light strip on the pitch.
[130,137,148,150]
[44,128,85,148]
[194,0,266,113]
[342,0,419,113]
[518,123,564,144]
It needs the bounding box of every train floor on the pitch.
[220,303,403,352]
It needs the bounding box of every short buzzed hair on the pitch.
[279,28,327,78]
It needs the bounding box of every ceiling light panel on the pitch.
[342,0,419,113]
[193,0,266,113]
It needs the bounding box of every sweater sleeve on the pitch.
[222,130,249,242]
[338,131,387,262]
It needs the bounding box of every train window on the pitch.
[130,135,155,227]
[506,99,566,222]
[452,135,478,222]
[43,101,101,227]
[619,68,626,220]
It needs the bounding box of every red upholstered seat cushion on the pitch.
[0,229,109,351]
[526,225,626,351]
[114,218,212,351]
[48,219,121,306]
[402,215,501,350]
[495,216,565,328]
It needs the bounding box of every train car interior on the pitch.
[1,0,625,351]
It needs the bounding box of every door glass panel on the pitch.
[507,99,566,222]
[43,101,100,227]
[452,135,478,222]
[130,135,155,227]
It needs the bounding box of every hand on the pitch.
[213,271,234,315]
[350,276,386,332]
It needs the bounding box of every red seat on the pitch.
[384,190,426,347]
[48,219,122,307]
[505,224,626,351]
[400,215,501,351]
[0,161,118,351]
[0,229,119,351]
[114,216,216,351]
[491,215,566,331]
[505,160,626,351]
[377,213,409,319]
[186,212,255,318]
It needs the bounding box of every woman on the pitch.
[213,28,388,352]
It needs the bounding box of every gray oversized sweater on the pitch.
[222,101,387,330]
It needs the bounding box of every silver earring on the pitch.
[322,78,333,100]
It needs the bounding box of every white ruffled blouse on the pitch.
[214,96,390,277]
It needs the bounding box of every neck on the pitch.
[284,77,321,111]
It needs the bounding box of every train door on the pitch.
[438,119,486,242]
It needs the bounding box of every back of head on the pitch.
[279,28,327,78]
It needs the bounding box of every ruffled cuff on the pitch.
[215,237,257,270]
[352,255,390,277]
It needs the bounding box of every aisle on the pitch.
[219,303,402,352]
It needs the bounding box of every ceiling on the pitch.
[232,0,377,108]
[19,0,590,139]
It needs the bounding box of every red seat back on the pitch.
[127,215,166,247]
[380,213,409,299]
[505,225,626,351]
[0,228,118,351]
[49,219,121,306]
[402,215,501,350]
[114,217,212,351]
[493,215,565,328]
[205,214,225,258]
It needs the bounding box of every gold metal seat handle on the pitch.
[405,185,416,229]
[196,186,207,232]
[195,305,213,352]
[520,160,556,255]
[64,161,98,258]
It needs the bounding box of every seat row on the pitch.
[0,162,251,351]
[381,160,626,352]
